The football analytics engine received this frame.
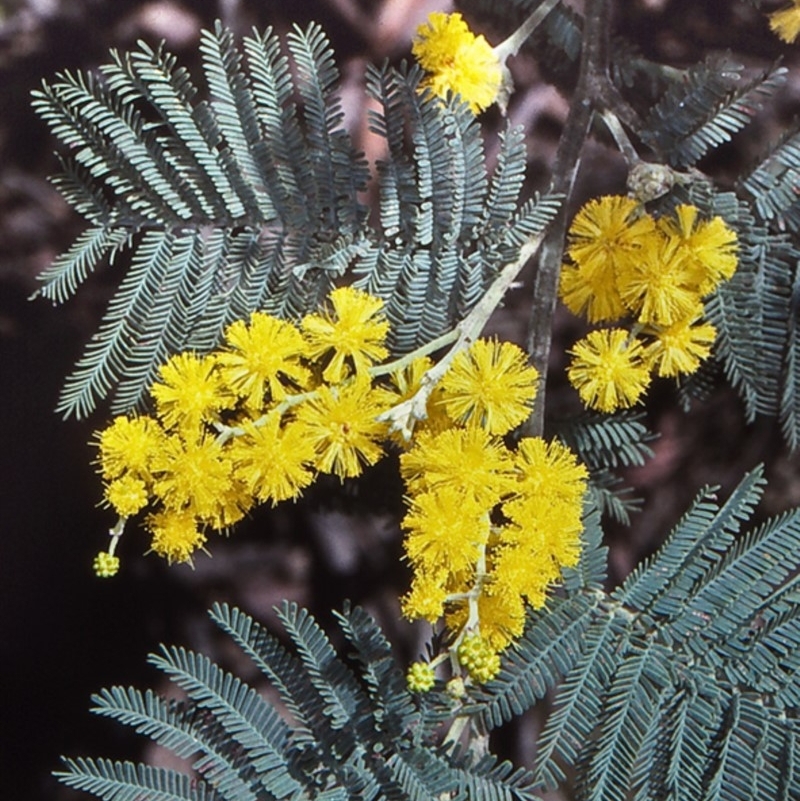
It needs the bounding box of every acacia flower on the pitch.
[401,568,450,622]
[217,313,310,410]
[97,415,163,481]
[769,1,800,43]
[566,195,657,275]
[150,352,227,434]
[230,413,317,504]
[619,235,703,326]
[402,485,492,575]
[438,339,539,435]
[412,11,502,114]
[503,437,588,552]
[660,205,738,295]
[147,508,207,565]
[302,287,389,384]
[293,377,388,480]
[559,257,628,323]
[150,434,242,525]
[646,314,717,377]
[568,329,651,412]
[104,474,149,517]
[400,426,514,507]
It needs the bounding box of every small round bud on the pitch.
[457,633,501,684]
[627,161,675,204]
[93,551,120,578]
[406,661,436,693]
[446,676,467,699]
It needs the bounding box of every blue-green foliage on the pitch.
[57,601,540,801]
[470,466,800,801]
[32,21,559,418]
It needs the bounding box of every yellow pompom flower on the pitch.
[660,205,738,295]
[150,434,241,525]
[769,1,800,43]
[104,474,149,517]
[568,328,652,412]
[438,339,539,435]
[400,426,513,507]
[503,437,588,559]
[559,258,628,324]
[93,551,120,578]
[566,195,657,275]
[150,352,227,434]
[646,314,717,377]
[293,377,388,480]
[407,661,436,693]
[412,12,502,114]
[229,413,317,504]
[301,287,389,384]
[97,415,162,481]
[402,485,492,575]
[217,313,310,410]
[618,235,703,326]
[401,568,450,622]
[147,508,206,564]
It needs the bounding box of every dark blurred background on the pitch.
[3,1,800,799]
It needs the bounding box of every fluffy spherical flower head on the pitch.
[294,377,388,480]
[490,542,561,611]
[660,205,738,295]
[438,339,539,435]
[104,474,149,517]
[230,413,317,504]
[93,551,120,578]
[568,328,652,413]
[619,235,702,326]
[567,195,657,274]
[407,661,436,693]
[646,314,717,377]
[217,313,310,410]
[400,426,514,507]
[151,352,228,434]
[401,568,449,622]
[512,437,588,503]
[412,12,502,114]
[97,415,163,481]
[147,509,206,565]
[559,259,628,324]
[151,434,238,524]
[301,287,389,384]
[403,485,491,575]
[769,2,800,43]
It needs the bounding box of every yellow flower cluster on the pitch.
[93,286,589,684]
[397,344,588,683]
[412,12,502,114]
[769,1,800,43]
[559,196,738,412]
[96,287,393,567]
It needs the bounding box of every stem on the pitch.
[493,0,561,62]
[522,0,612,438]
[379,228,551,440]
